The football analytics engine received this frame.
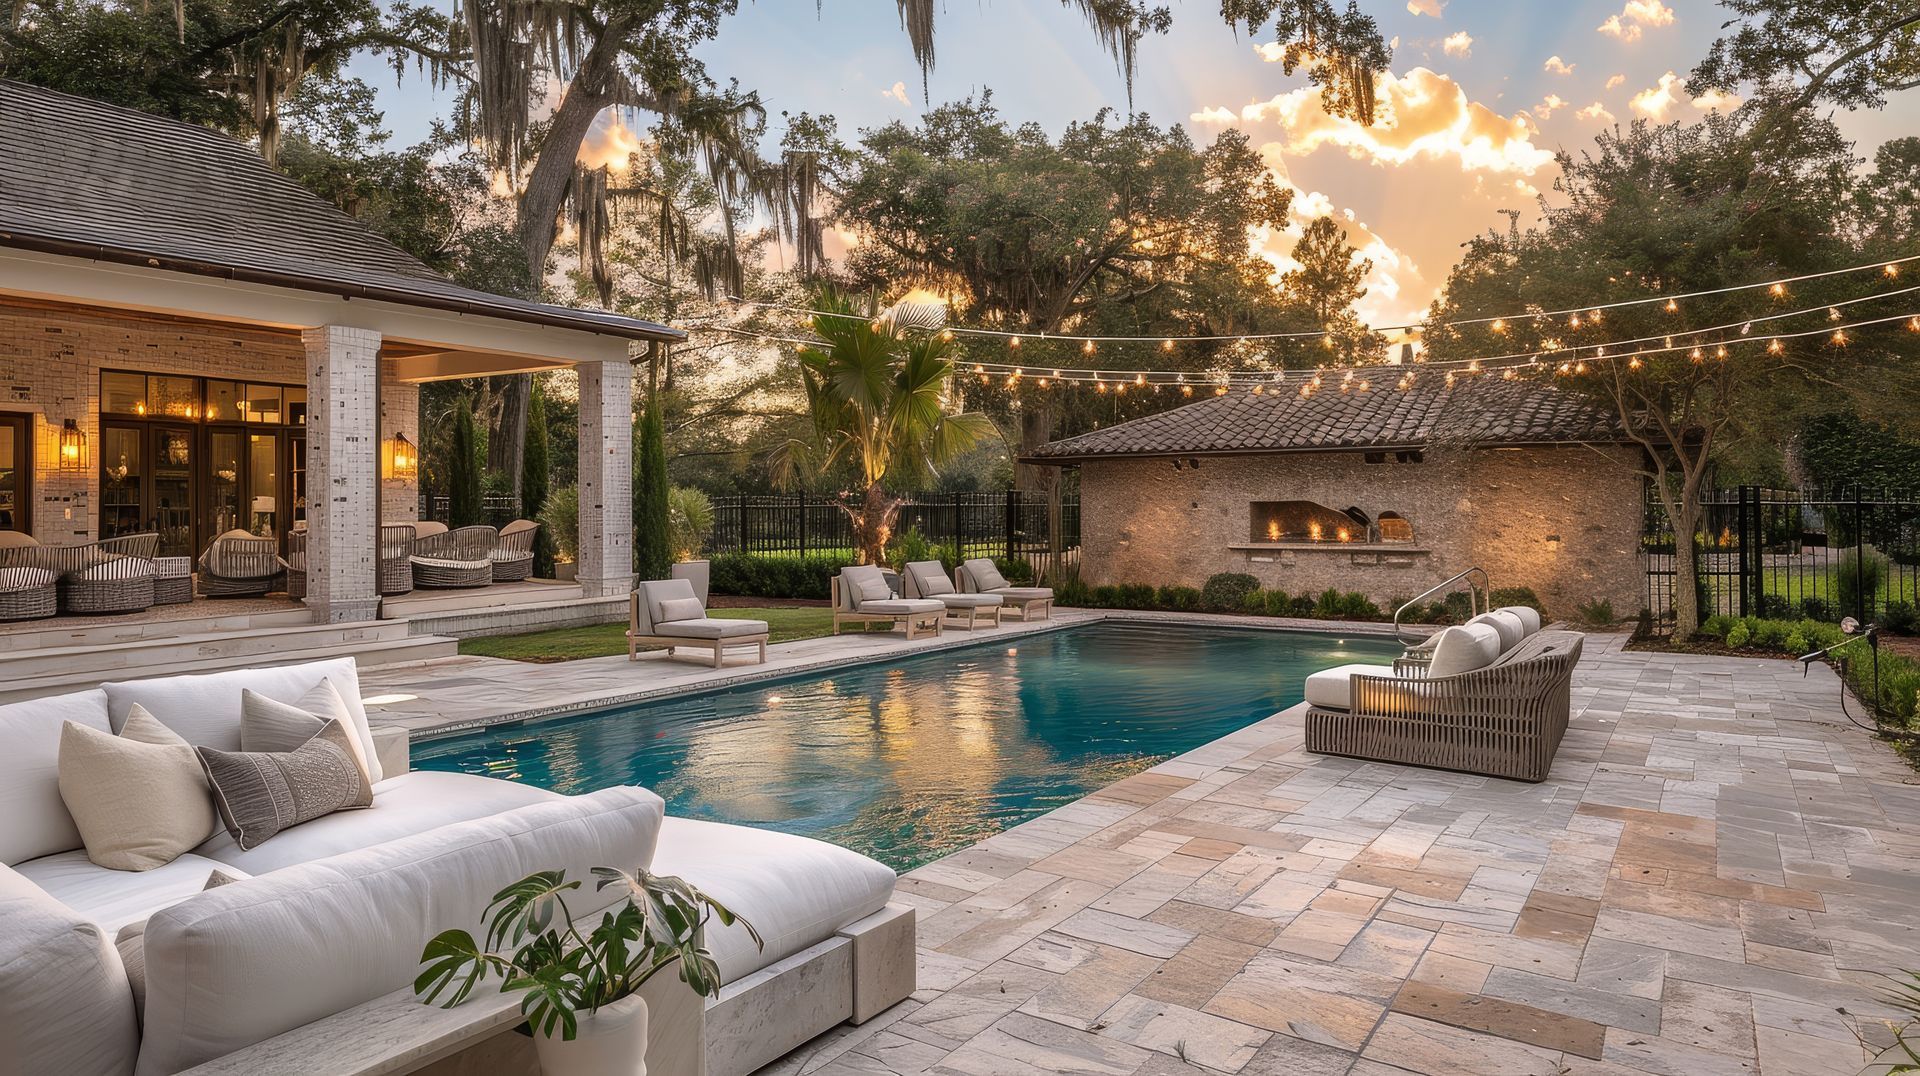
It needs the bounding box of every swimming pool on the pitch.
[414,622,1401,871]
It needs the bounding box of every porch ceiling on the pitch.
[382,349,578,382]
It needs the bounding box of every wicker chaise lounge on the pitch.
[490,518,539,582]
[198,530,284,597]
[955,558,1053,621]
[833,564,945,639]
[1304,627,1584,782]
[901,560,1004,630]
[0,531,57,621]
[410,522,496,588]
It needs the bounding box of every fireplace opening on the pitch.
[1377,511,1414,543]
[1250,500,1373,543]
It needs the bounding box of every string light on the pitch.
[1009,335,1022,349]
[1888,264,1902,278]
[1161,339,1175,352]
[1832,330,1848,346]
[1629,355,1644,369]
[1492,319,1507,333]
[1665,299,1680,313]
[1082,339,1096,355]
[1771,283,1787,297]
[1768,338,1784,354]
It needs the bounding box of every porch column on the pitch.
[576,357,634,597]
[303,325,381,622]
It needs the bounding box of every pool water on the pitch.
[414,622,1401,871]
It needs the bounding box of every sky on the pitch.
[355,1,1917,327]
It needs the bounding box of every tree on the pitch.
[523,377,555,577]
[1279,216,1385,361]
[1690,0,1920,111]
[634,402,672,581]
[771,291,995,566]
[448,401,483,528]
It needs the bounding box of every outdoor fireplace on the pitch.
[1250,500,1373,543]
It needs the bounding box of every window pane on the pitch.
[243,384,282,424]
[153,428,194,557]
[100,426,143,538]
[284,386,307,426]
[0,420,20,532]
[101,372,147,416]
[248,433,277,537]
[149,376,199,421]
[208,432,242,536]
[207,380,242,423]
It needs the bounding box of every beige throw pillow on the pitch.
[58,705,216,871]
[197,720,373,850]
[116,867,245,1021]
[240,680,372,784]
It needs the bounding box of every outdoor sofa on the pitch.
[901,559,1004,630]
[832,563,945,639]
[0,657,915,1076]
[956,557,1053,620]
[1302,610,1582,782]
[628,577,769,667]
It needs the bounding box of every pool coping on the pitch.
[391,610,1423,744]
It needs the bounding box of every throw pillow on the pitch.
[57,705,216,871]
[856,578,892,603]
[967,560,1009,590]
[116,867,246,1021]
[1427,623,1503,678]
[239,680,372,784]
[656,596,705,623]
[197,720,373,851]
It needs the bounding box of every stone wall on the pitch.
[1075,444,1646,617]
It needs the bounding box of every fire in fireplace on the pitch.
[1250,500,1376,543]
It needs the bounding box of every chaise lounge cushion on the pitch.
[13,851,249,935]
[1303,663,1398,710]
[650,817,896,985]
[1465,610,1526,652]
[902,561,955,597]
[0,863,140,1076]
[961,558,1009,590]
[657,617,768,640]
[136,785,668,1076]
[991,586,1053,602]
[854,597,945,616]
[191,770,559,875]
[0,687,112,866]
[1499,605,1543,635]
[935,592,1003,608]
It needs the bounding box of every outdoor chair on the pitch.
[0,531,57,621]
[198,530,285,598]
[57,532,160,613]
[955,558,1053,621]
[832,564,944,639]
[378,522,416,595]
[1304,627,1584,783]
[490,518,539,582]
[410,522,496,588]
[901,559,1004,631]
[627,577,768,667]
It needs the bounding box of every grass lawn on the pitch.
[458,606,838,663]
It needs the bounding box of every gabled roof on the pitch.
[0,80,680,343]
[1027,374,1630,463]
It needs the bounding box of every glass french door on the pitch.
[152,427,195,557]
[99,424,145,539]
[99,423,198,555]
[205,428,245,542]
[204,427,284,548]
[247,432,279,538]
[0,413,27,533]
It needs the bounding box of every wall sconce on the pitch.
[1545,533,1562,552]
[58,419,86,470]
[383,431,418,481]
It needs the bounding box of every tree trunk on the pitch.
[1015,403,1055,493]
[1672,499,1704,639]
[839,483,901,567]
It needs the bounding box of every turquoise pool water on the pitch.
[414,622,1400,871]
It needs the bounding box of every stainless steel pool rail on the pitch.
[1393,567,1491,645]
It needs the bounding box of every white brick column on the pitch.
[576,358,634,597]
[303,325,381,623]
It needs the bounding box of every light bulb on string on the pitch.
[1445,371,1457,387]
[1690,347,1704,362]
[1714,345,1728,360]
[1501,368,1517,380]
[1665,299,1679,313]
[1771,283,1787,297]
[1887,264,1901,278]
[1629,355,1644,370]
[1492,319,1508,333]
[1182,384,1193,396]
[1832,330,1848,346]
[1741,322,1752,335]
[1557,361,1572,375]
[1134,373,1146,387]
[1589,310,1603,324]
[940,329,955,342]
[1569,314,1582,329]
[1161,339,1175,352]
[1397,374,1412,390]
[1909,317,1920,332]
[1215,385,1228,396]
[1575,360,1588,374]
[1767,338,1784,354]
[1009,335,1022,349]
[1829,307,1842,322]
[1095,378,1107,392]
[1357,379,1371,393]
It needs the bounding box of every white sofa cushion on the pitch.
[59,705,219,871]
[1303,663,1398,710]
[0,862,140,1076]
[1499,605,1543,635]
[191,770,559,875]
[1427,623,1503,678]
[102,656,383,783]
[13,851,249,935]
[1466,610,1526,652]
[0,687,111,866]
[136,785,667,1076]
[649,817,896,985]
[658,617,769,640]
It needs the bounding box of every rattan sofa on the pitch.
[490,519,538,582]
[410,522,496,588]
[0,531,58,621]
[198,531,285,598]
[1305,629,1584,783]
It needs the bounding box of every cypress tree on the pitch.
[633,402,672,580]
[522,379,555,576]
[448,401,482,527]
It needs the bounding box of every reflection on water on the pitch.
[414,623,1401,871]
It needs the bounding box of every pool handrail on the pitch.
[1394,567,1491,645]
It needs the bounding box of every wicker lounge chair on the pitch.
[490,518,539,582]
[56,532,159,614]
[378,523,415,595]
[198,530,284,598]
[0,531,57,621]
[833,564,944,639]
[1304,628,1584,782]
[410,522,496,588]
[626,577,768,667]
[901,560,1003,630]
[955,558,1052,621]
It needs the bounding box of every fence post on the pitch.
[739,497,750,555]
[1737,486,1751,618]
[1854,484,1867,625]
[796,496,806,558]
[1006,489,1020,561]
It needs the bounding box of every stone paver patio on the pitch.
[760,633,1920,1076]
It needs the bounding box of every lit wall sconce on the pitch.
[58,419,86,470]
[383,431,418,481]
[1545,533,1562,552]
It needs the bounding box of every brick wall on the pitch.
[1076,444,1646,618]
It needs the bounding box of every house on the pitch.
[0,79,677,624]
[1025,374,1648,616]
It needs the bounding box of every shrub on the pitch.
[1340,591,1382,619]
[1886,600,1920,635]
[1489,586,1545,618]
[1290,594,1318,617]
[667,487,715,561]
[633,405,672,580]
[1263,590,1293,618]
[1119,583,1156,608]
[1702,613,1735,639]
[1091,584,1124,608]
[1313,588,1344,619]
[1575,599,1616,627]
[1157,585,1203,611]
[993,557,1035,585]
[1784,630,1808,656]
[887,528,958,573]
[709,551,857,600]
[523,380,554,577]
[1200,573,1261,613]
[1834,544,1888,621]
[1439,591,1474,623]
[447,402,482,527]
[538,486,579,563]
[1754,619,1790,649]
[1726,623,1752,648]
[1799,595,1835,622]
[1757,594,1792,619]
[1055,577,1091,607]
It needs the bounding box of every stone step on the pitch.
[0,607,315,653]
[379,580,585,620]
[0,633,459,705]
[397,594,626,640]
[0,619,416,680]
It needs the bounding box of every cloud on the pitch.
[1577,101,1617,123]
[1533,94,1568,119]
[576,113,647,170]
[1692,87,1741,111]
[1252,170,1428,328]
[1543,55,1575,75]
[881,81,911,107]
[1630,71,1683,119]
[1232,64,1555,175]
[1190,105,1239,125]
[1597,0,1675,42]
[1606,74,1626,89]
[1442,31,1473,58]
[1406,0,1445,16]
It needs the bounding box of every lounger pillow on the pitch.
[58,705,217,871]
[965,559,1010,590]
[196,720,374,850]
[1466,610,1526,652]
[656,596,705,623]
[1499,605,1543,635]
[1426,623,1503,677]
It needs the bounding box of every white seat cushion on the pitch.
[0,564,56,589]
[649,817,896,985]
[76,556,153,581]
[191,770,560,875]
[1466,610,1525,652]
[654,617,768,640]
[854,598,945,616]
[1427,623,1503,677]
[0,863,140,1076]
[410,555,489,569]
[936,593,1003,608]
[0,687,111,866]
[13,851,250,935]
[991,586,1054,602]
[1498,605,1542,635]
[1304,663,1398,710]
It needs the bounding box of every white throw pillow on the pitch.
[1426,623,1503,678]
[1499,605,1542,635]
[656,596,705,623]
[1467,610,1526,652]
[240,680,371,785]
[58,705,216,871]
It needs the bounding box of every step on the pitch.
[0,607,315,653]
[380,581,585,620]
[0,619,416,680]
[0,634,459,705]
[398,594,626,640]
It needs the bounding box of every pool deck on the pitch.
[756,633,1920,1076]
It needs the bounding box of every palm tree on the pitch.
[772,290,995,566]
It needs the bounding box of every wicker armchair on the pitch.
[411,523,496,588]
[379,523,415,595]
[198,530,286,598]
[0,532,57,621]
[61,533,160,614]
[1305,630,1584,783]
[490,519,539,582]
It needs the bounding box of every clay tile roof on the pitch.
[0,80,680,343]
[1027,374,1628,462]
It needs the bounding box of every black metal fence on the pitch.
[1644,485,1920,623]
[709,491,1081,561]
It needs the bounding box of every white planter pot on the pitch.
[554,561,578,582]
[532,993,648,1076]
